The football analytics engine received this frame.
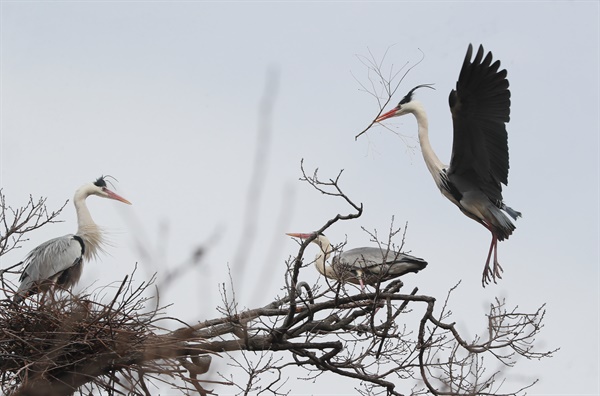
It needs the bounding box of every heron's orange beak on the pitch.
[286,232,312,239]
[105,189,132,205]
[375,107,399,123]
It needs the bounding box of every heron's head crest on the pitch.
[94,176,107,188]
[94,175,118,189]
[398,84,435,105]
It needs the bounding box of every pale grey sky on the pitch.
[1,1,598,395]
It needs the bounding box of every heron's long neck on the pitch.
[74,190,104,260]
[313,238,337,279]
[412,103,446,185]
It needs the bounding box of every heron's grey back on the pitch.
[335,247,427,279]
[17,234,84,295]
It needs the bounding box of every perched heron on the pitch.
[287,232,427,289]
[14,176,131,303]
[375,44,521,286]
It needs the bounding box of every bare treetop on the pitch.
[0,165,554,396]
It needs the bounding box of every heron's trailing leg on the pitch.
[492,237,503,280]
[482,239,495,286]
[482,234,503,286]
[358,276,366,292]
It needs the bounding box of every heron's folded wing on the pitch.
[18,235,83,292]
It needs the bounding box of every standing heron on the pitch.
[14,176,131,303]
[375,44,521,286]
[287,232,427,289]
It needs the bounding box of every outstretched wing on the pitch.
[448,44,511,203]
[16,235,85,299]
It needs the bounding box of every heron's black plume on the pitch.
[94,175,118,189]
[398,84,435,105]
[94,176,107,188]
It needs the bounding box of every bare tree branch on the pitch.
[0,190,67,259]
[0,168,555,396]
[354,47,426,140]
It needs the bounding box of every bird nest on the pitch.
[0,274,183,395]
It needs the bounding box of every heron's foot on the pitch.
[481,259,504,287]
[493,259,504,280]
[481,263,493,287]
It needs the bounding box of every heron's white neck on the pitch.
[311,235,337,280]
[73,186,104,260]
[410,101,446,185]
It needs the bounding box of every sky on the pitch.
[0,1,598,395]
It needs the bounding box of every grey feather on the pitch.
[331,247,427,286]
[14,235,84,302]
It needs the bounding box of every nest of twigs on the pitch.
[0,274,210,396]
